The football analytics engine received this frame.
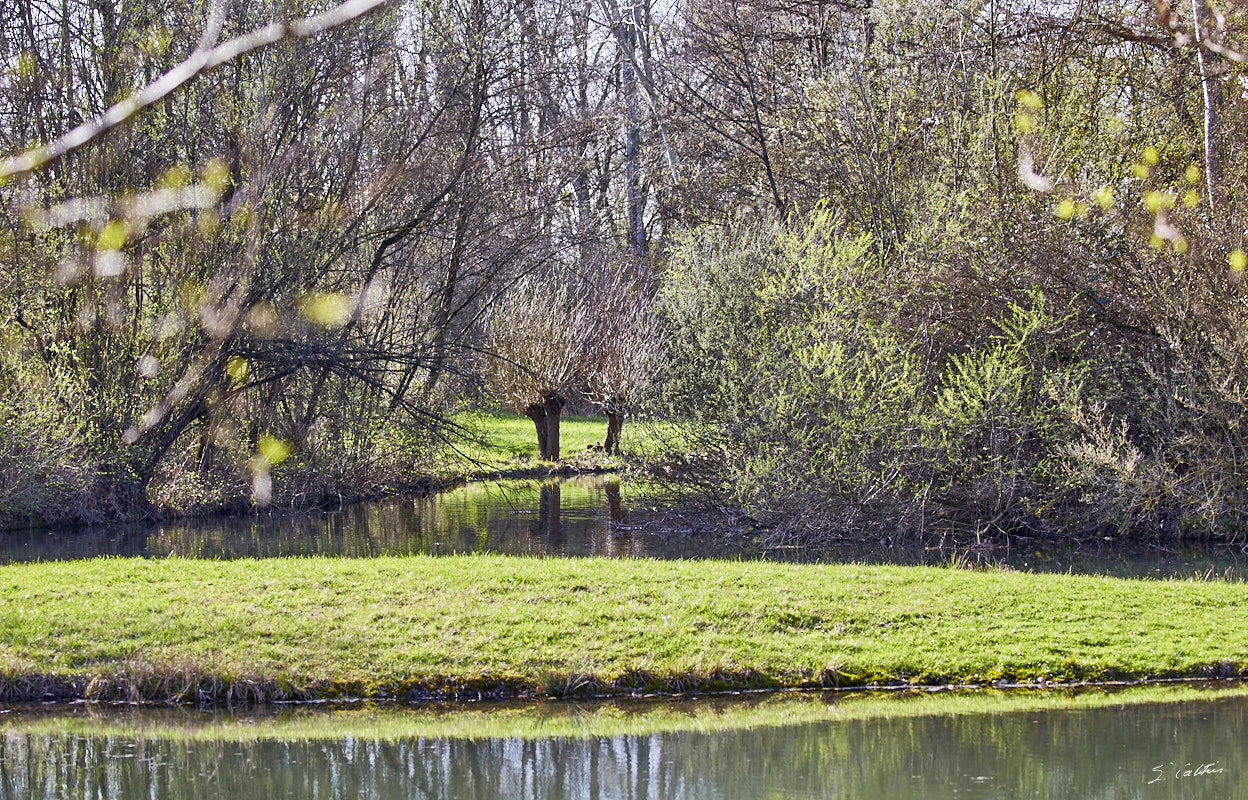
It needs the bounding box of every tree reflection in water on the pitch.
[1,475,1246,579]
[2,696,1246,799]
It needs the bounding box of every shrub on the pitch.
[658,209,1086,540]
[0,351,103,526]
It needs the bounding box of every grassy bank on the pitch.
[159,409,669,519]
[1,555,1245,703]
[1,408,672,531]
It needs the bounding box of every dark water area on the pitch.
[1,691,1245,799]
[1,475,1245,579]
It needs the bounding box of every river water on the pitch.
[2,475,1244,579]
[1,689,1244,799]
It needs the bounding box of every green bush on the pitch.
[0,351,101,526]
[658,209,1085,540]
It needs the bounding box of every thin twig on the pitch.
[0,0,394,181]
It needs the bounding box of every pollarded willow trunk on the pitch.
[524,402,550,460]
[525,392,567,461]
[542,393,567,461]
[604,411,624,456]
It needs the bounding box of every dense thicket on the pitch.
[656,0,1248,540]
[2,0,1247,538]
[1,0,647,522]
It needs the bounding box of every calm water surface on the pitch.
[2,475,1244,579]
[1,691,1245,799]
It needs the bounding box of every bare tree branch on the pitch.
[0,0,394,181]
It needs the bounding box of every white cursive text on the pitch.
[1149,762,1227,784]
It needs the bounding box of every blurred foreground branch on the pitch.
[0,0,393,181]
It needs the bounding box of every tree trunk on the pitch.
[196,427,215,474]
[1192,0,1223,213]
[604,411,624,456]
[620,12,648,258]
[420,197,472,398]
[542,393,567,461]
[525,402,549,460]
[598,0,681,185]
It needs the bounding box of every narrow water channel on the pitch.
[2,475,1245,579]
[1,689,1243,799]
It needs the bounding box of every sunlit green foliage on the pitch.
[658,210,1089,537]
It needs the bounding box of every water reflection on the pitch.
[0,477,664,564]
[1,693,1245,799]
[1,475,1245,579]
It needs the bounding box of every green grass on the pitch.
[435,408,679,476]
[3,683,1245,742]
[1,555,1246,703]
[446,408,609,469]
